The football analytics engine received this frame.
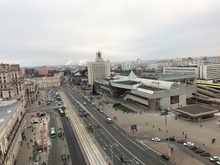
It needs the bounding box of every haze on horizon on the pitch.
[1,0,220,67]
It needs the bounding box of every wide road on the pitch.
[61,116,87,165]
[63,85,175,165]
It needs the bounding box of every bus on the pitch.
[59,108,65,116]
[50,127,56,138]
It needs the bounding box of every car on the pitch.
[120,155,130,163]
[46,102,51,105]
[189,146,199,150]
[195,149,205,153]
[166,137,175,141]
[216,161,220,165]
[178,140,185,144]
[83,102,86,105]
[152,137,161,142]
[210,156,219,162]
[201,152,211,156]
[183,142,194,147]
[100,110,103,113]
[161,154,170,160]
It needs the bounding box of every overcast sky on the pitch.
[1,0,220,67]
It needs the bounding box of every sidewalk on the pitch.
[95,92,220,165]
[16,112,49,165]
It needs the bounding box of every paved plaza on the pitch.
[96,93,220,165]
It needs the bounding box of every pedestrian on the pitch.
[200,124,202,128]
[182,132,184,135]
[159,128,161,131]
[146,122,148,125]
[29,156,31,160]
[153,125,154,128]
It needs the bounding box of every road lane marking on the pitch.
[148,152,156,158]
[159,160,167,165]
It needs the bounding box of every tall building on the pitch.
[24,68,35,75]
[0,64,24,100]
[38,66,48,75]
[0,100,26,165]
[199,63,220,80]
[122,63,131,71]
[87,51,110,84]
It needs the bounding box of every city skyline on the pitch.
[1,0,220,67]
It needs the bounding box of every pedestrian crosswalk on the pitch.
[136,139,161,155]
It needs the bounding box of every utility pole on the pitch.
[167,133,170,157]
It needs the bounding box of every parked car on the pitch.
[161,154,170,160]
[46,102,51,105]
[210,156,219,162]
[178,140,185,144]
[216,161,220,165]
[201,152,211,156]
[152,137,161,142]
[166,137,175,141]
[189,146,199,150]
[195,149,205,153]
[183,142,194,147]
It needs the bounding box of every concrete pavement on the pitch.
[94,91,220,165]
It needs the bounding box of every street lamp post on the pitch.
[167,132,170,157]
[165,102,167,125]
[127,118,130,133]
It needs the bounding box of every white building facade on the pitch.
[87,51,110,85]
[199,63,220,80]
[163,67,199,78]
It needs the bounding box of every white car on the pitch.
[216,161,220,165]
[210,156,219,162]
[83,102,86,105]
[152,137,161,142]
[183,142,194,147]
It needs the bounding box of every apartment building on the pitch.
[87,51,110,84]
[163,66,199,78]
[24,79,38,103]
[36,76,61,88]
[199,63,220,80]
[0,100,26,165]
[38,66,48,75]
[0,64,24,100]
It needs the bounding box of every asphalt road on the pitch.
[48,112,61,165]
[63,85,176,165]
[61,116,87,165]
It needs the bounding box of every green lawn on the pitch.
[113,104,136,113]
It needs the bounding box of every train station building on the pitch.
[95,71,197,111]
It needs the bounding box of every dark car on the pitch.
[201,152,211,156]
[161,154,170,160]
[178,140,185,144]
[166,137,175,141]
[195,149,205,153]
[46,102,51,105]
[121,155,129,163]
[190,146,199,150]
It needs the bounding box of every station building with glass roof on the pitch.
[95,71,197,111]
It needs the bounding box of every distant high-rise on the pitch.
[38,66,48,75]
[25,68,35,75]
[87,51,110,84]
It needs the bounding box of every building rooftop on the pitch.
[113,80,140,85]
[175,105,217,115]
[0,100,21,132]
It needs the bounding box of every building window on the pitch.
[170,95,179,104]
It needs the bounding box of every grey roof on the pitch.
[0,100,21,132]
